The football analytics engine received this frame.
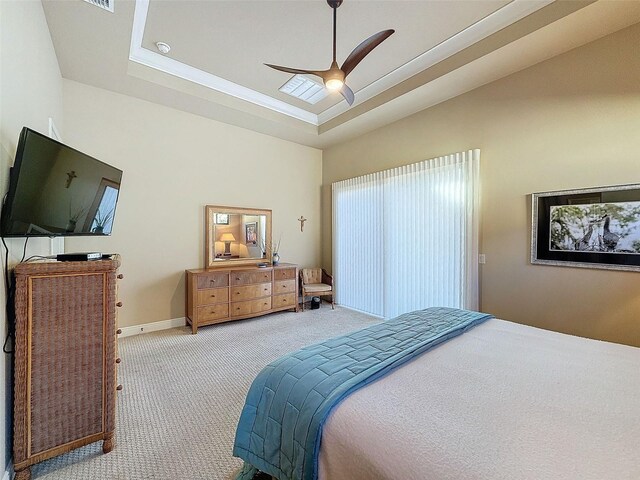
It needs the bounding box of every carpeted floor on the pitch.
[30,306,380,480]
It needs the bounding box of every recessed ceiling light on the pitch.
[279,75,328,105]
[156,42,171,55]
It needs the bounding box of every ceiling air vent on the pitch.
[83,0,114,13]
[279,75,328,105]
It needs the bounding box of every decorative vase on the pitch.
[272,252,280,266]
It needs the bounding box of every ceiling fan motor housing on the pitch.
[327,0,343,8]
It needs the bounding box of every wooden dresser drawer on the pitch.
[274,268,296,280]
[273,293,297,309]
[273,279,296,295]
[197,304,229,322]
[231,298,272,317]
[196,287,229,306]
[196,272,229,289]
[231,270,273,286]
[186,264,298,334]
[231,283,271,301]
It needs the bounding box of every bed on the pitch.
[233,308,640,480]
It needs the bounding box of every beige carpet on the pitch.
[30,306,379,480]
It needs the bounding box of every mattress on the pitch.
[318,319,640,480]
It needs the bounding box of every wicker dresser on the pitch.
[185,263,298,333]
[12,259,123,480]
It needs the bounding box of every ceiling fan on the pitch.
[265,0,394,106]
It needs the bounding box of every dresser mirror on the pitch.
[205,205,272,268]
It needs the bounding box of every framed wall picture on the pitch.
[215,213,229,225]
[245,222,257,245]
[531,183,640,272]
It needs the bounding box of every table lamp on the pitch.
[219,233,236,255]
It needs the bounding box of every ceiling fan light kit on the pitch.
[324,63,345,91]
[265,0,394,106]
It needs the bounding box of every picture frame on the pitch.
[245,222,257,245]
[215,213,229,225]
[531,183,640,272]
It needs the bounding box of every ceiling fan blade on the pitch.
[340,83,354,105]
[340,29,395,78]
[265,64,328,81]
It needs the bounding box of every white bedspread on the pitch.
[318,319,640,480]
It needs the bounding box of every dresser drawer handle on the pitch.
[236,277,241,281]
[236,307,241,311]
[210,310,217,315]
[264,288,268,291]
[236,292,240,295]
[116,329,122,335]
[282,298,287,302]
[116,358,122,364]
[116,384,123,391]
[210,294,216,298]
[116,301,123,307]
[117,274,124,279]
[264,302,268,306]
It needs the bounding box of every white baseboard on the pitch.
[3,459,13,480]
[337,304,384,319]
[119,317,186,338]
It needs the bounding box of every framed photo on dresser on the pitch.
[245,222,257,244]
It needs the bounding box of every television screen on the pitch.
[1,127,123,237]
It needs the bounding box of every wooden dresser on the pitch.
[185,263,298,333]
[12,259,123,480]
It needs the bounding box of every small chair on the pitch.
[300,268,334,311]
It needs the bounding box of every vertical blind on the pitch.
[332,150,480,318]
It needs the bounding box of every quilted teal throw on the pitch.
[233,307,494,480]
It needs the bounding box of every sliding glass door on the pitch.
[332,150,480,318]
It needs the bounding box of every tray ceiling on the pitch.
[42,0,640,148]
[141,0,511,115]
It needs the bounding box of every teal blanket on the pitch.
[233,307,493,480]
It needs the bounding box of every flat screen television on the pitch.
[1,127,123,237]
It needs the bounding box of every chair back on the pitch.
[302,268,322,285]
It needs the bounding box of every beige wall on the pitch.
[63,80,322,328]
[322,23,640,347]
[0,0,66,473]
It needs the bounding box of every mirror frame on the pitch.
[204,205,272,268]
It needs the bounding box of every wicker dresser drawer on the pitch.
[197,304,229,322]
[231,270,273,286]
[273,279,296,295]
[231,298,272,316]
[273,293,297,309]
[196,287,229,305]
[196,272,229,289]
[230,283,272,302]
[274,268,296,280]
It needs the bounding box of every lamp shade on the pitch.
[220,233,236,242]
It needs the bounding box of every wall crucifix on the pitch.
[298,215,307,232]
[65,170,77,188]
